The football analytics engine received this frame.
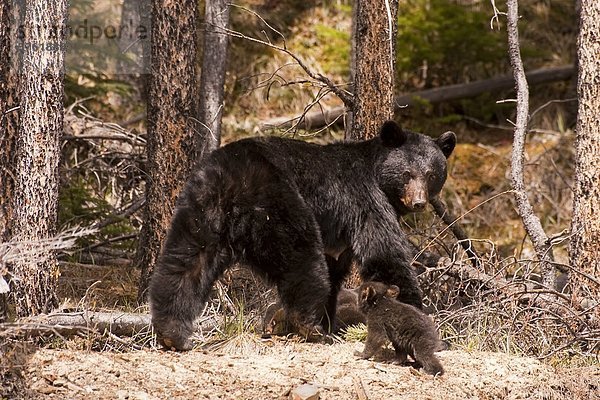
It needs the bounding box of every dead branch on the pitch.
[91,196,145,231]
[430,196,481,268]
[0,227,97,273]
[505,0,555,288]
[260,65,575,131]
[63,112,146,146]
[434,258,590,324]
[214,4,354,111]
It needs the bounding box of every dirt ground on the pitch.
[8,339,599,400]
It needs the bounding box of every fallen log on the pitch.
[0,311,220,339]
[260,65,575,131]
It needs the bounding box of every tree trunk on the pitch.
[0,0,19,323]
[0,0,19,242]
[10,0,67,317]
[118,0,151,99]
[198,0,230,158]
[347,0,398,140]
[569,1,600,310]
[136,0,201,301]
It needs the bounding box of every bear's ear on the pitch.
[360,284,377,304]
[380,120,407,147]
[436,131,456,158]
[385,285,400,299]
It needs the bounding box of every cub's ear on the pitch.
[380,120,407,147]
[360,284,377,304]
[436,131,456,158]
[385,285,400,299]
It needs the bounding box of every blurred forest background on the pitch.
[1,0,595,368]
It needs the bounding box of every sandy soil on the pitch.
[14,339,599,400]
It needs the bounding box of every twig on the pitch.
[212,5,354,108]
[92,197,145,231]
[353,376,369,400]
[430,197,481,268]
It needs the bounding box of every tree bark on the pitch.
[10,0,67,317]
[569,0,600,312]
[506,0,555,289]
[0,0,19,323]
[198,0,230,158]
[136,0,201,301]
[0,0,21,242]
[347,0,398,140]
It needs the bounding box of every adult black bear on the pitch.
[149,120,456,350]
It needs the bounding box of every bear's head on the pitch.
[358,281,400,312]
[377,120,456,215]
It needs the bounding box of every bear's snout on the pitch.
[402,180,428,212]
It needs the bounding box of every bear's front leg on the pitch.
[148,206,223,351]
[355,325,387,359]
[353,217,423,309]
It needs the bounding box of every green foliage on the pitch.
[58,177,134,248]
[221,299,255,337]
[314,24,351,76]
[396,0,508,88]
[59,177,112,226]
[341,323,368,342]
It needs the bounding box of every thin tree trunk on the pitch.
[569,0,600,312]
[136,0,201,301]
[0,0,19,242]
[118,0,151,99]
[347,0,398,140]
[10,0,67,317]
[198,0,230,158]
[0,0,19,323]
[506,0,555,289]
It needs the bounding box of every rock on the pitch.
[290,383,320,400]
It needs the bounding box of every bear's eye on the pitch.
[427,171,435,182]
[402,170,411,181]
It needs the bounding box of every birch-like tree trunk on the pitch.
[569,0,600,309]
[506,0,555,288]
[347,0,398,140]
[136,0,201,300]
[11,0,67,317]
[198,0,230,158]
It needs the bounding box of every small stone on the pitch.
[289,383,320,400]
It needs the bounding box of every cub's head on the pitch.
[358,281,400,312]
[377,120,456,215]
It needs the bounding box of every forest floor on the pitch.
[3,338,598,399]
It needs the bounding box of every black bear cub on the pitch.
[149,120,456,350]
[355,281,445,376]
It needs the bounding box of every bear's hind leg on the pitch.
[275,254,331,340]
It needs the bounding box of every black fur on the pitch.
[262,285,366,336]
[356,281,445,376]
[149,120,456,350]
